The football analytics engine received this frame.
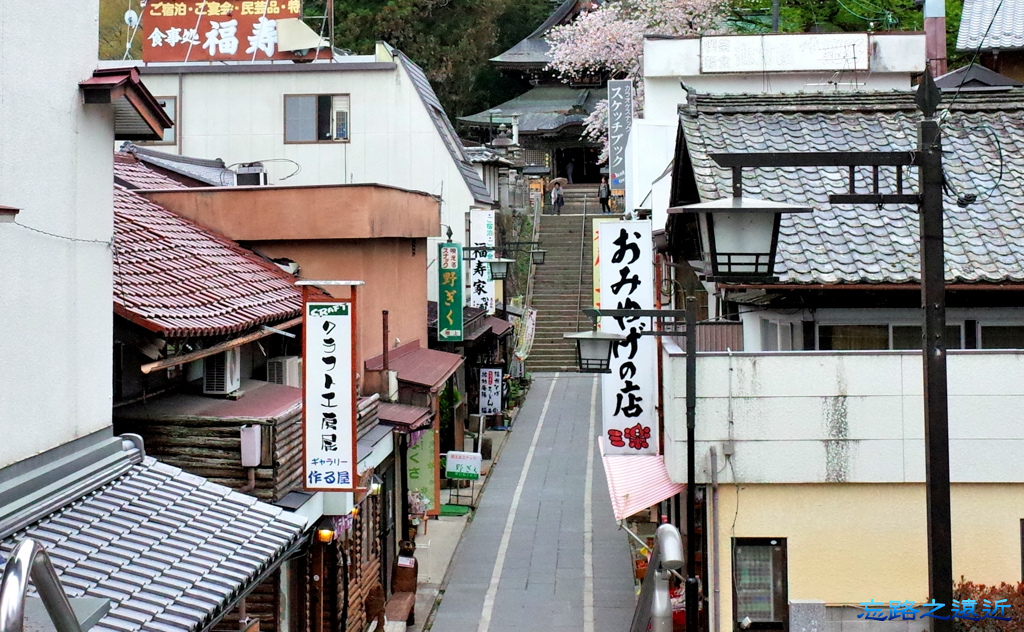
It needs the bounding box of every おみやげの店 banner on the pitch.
[598,220,658,455]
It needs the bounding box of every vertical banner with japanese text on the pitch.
[407,428,439,517]
[303,300,357,491]
[479,367,503,416]
[469,210,496,314]
[608,80,633,198]
[598,220,657,455]
[438,243,464,341]
[142,1,313,63]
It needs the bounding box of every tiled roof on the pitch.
[460,86,601,135]
[114,153,187,190]
[121,142,237,186]
[957,0,1024,51]
[490,0,583,66]
[113,186,302,336]
[0,449,305,632]
[935,64,1023,92]
[364,339,463,390]
[464,146,515,166]
[677,90,1024,285]
[388,46,493,206]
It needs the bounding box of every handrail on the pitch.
[629,523,684,632]
[0,539,83,632]
[575,200,588,333]
[524,190,542,310]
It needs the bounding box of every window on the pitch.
[981,326,1024,349]
[892,325,963,350]
[760,320,779,351]
[284,94,350,143]
[733,538,788,630]
[818,324,963,351]
[144,96,176,145]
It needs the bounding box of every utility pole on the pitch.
[684,295,699,632]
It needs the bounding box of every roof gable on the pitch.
[676,91,1024,285]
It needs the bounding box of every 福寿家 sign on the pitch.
[446,451,482,480]
[598,220,657,455]
[438,243,463,342]
[142,1,313,63]
[303,300,357,491]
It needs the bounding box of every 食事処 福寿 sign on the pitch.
[142,1,317,63]
[303,300,356,491]
[438,243,463,342]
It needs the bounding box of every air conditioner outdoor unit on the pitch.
[236,162,268,186]
[267,356,302,387]
[204,347,242,395]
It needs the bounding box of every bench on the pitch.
[384,591,415,627]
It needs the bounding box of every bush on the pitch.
[954,578,1024,632]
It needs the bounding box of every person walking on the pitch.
[551,182,565,215]
[566,160,575,184]
[599,176,611,214]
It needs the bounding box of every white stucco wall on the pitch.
[662,340,1024,486]
[0,0,115,468]
[138,57,481,301]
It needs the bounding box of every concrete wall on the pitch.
[706,483,1024,632]
[138,57,477,301]
[0,0,115,468]
[252,239,428,375]
[662,341,1024,485]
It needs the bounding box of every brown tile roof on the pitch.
[113,185,302,337]
[114,153,187,190]
[364,339,463,391]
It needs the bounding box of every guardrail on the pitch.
[0,539,83,632]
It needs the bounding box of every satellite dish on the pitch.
[124,10,139,27]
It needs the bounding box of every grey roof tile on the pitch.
[957,0,1024,51]
[1,456,304,632]
[678,90,1024,285]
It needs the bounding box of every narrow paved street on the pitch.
[430,373,636,632]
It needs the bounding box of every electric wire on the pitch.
[946,0,1004,115]
[12,220,112,245]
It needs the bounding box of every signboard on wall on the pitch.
[142,1,314,63]
[469,210,496,314]
[598,220,658,456]
[407,426,439,517]
[607,80,633,197]
[700,33,870,74]
[303,300,357,491]
[438,243,464,342]
[479,367,502,416]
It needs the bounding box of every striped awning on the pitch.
[600,444,685,521]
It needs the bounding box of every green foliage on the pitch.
[953,578,1024,632]
[304,0,553,120]
[439,380,461,432]
[725,0,969,70]
[99,0,143,60]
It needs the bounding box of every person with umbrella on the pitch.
[548,179,566,215]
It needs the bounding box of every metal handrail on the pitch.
[0,539,83,632]
[574,200,588,333]
[524,191,542,310]
[629,523,684,632]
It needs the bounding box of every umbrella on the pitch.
[546,177,568,191]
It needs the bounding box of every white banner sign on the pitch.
[446,451,482,480]
[303,300,357,491]
[469,209,496,314]
[598,220,658,455]
[479,367,502,415]
[608,79,633,196]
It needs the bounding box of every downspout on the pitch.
[382,310,390,371]
[710,446,720,632]
[238,467,256,493]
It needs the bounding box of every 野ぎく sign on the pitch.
[438,243,464,342]
[445,451,482,480]
[303,300,357,491]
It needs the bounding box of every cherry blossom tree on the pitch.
[546,0,727,160]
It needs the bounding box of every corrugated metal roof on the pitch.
[482,315,513,337]
[113,186,303,337]
[677,90,1024,285]
[364,339,463,390]
[388,46,492,206]
[377,403,433,431]
[0,453,305,632]
[957,0,1024,51]
[115,379,300,421]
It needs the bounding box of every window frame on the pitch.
[732,537,788,631]
[283,93,351,144]
[815,322,964,351]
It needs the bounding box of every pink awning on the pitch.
[601,446,685,521]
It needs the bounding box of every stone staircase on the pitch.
[527,209,596,373]
[546,183,603,216]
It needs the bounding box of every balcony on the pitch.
[661,341,1024,486]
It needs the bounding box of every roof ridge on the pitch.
[683,89,1024,115]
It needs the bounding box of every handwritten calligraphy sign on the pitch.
[438,243,464,342]
[303,300,357,491]
[598,220,657,455]
[469,210,496,315]
[479,367,502,416]
[607,80,633,197]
